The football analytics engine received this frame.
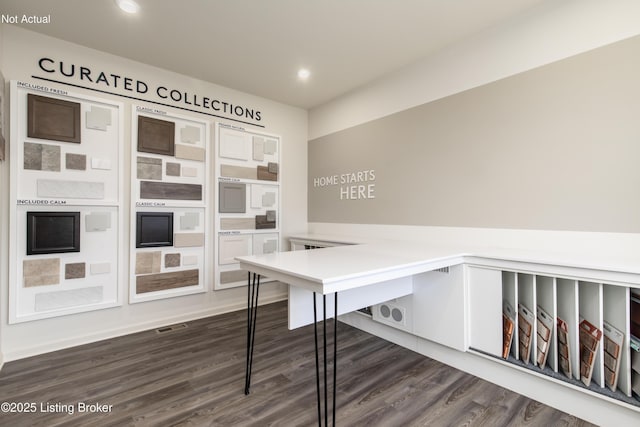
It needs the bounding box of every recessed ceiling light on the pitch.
[115,0,140,14]
[297,68,311,80]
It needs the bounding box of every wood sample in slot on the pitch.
[502,300,516,359]
[536,306,553,369]
[603,321,624,392]
[579,318,602,387]
[518,303,534,365]
[257,165,277,181]
[557,317,572,379]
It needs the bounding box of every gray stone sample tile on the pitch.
[23,258,60,287]
[24,142,43,170]
[66,153,87,170]
[266,210,276,222]
[262,191,276,207]
[41,144,61,171]
[137,156,162,180]
[268,162,279,174]
[166,162,181,177]
[65,262,86,279]
[165,253,181,268]
[135,251,162,275]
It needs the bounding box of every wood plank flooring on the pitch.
[0,301,595,426]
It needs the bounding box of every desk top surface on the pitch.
[237,234,640,291]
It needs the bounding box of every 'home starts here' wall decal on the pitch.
[313,169,376,200]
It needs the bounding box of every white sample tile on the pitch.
[86,106,112,131]
[253,136,265,161]
[183,255,198,266]
[219,234,252,265]
[90,263,111,275]
[35,286,103,312]
[220,130,250,160]
[91,158,112,170]
[251,184,278,208]
[85,212,111,231]
[182,166,198,177]
[253,233,278,255]
[180,125,201,144]
[37,179,105,199]
[264,138,277,155]
[180,212,200,230]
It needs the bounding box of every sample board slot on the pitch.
[536,275,557,372]
[517,273,536,366]
[579,281,604,388]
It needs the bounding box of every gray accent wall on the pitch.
[308,35,640,232]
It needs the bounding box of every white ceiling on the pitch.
[1,0,551,109]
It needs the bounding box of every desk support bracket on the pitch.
[245,272,261,395]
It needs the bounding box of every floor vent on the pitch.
[434,266,450,274]
[156,323,188,334]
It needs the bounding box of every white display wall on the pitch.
[215,123,281,289]
[8,81,124,322]
[129,107,210,303]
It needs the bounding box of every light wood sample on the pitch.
[220,164,257,180]
[220,218,255,230]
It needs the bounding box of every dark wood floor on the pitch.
[0,301,595,426]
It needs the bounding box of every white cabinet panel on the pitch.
[467,265,503,357]
[412,265,466,351]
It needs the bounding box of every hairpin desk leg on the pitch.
[245,272,260,395]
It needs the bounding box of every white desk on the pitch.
[237,238,640,425]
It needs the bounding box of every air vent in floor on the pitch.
[156,323,188,334]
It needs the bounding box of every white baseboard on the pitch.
[4,294,286,362]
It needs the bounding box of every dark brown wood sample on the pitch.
[255,215,276,229]
[140,181,202,200]
[137,116,175,156]
[136,269,199,293]
[257,165,278,181]
[28,94,81,143]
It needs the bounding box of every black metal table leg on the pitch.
[245,272,260,395]
[313,292,339,426]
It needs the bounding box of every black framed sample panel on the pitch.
[219,182,246,213]
[27,94,81,143]
[137,116,175,156]
[26,211,81,255]
[136,212,174,248]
